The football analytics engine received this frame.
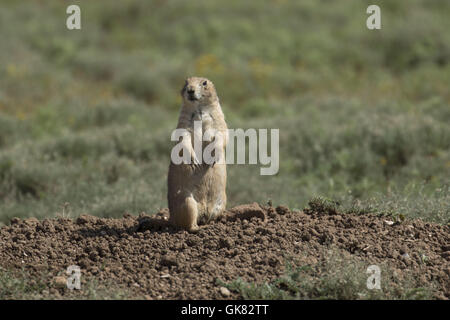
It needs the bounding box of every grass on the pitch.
[0,268,48,300]
[307,193,449,224]
[0,0,448,224]
[218,250,435,300]
[0,267,135,300]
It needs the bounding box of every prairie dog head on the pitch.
[181,77,219,109]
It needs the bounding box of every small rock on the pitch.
[442,251,450,260]
[161,255,178,267]
[53,276,67,289]
[219,238,234,249]
[76,214,97,225]
[219,286,231,297]
[89,252,98,261]
[186,237,200,247]
[275,205,290,215]
[24,217,39,226]
[267,207,277,219]
[144,295,152,300]
[49,288,60,296]
[301,233,311,241]
[90,266,99,274]
[10,217,21,225]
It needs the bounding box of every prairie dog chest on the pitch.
[190,109,213,128]
[190,109,214,136]
[187,109,217,150]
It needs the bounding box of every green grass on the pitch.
[0,267,135,300]
[0,0,448,224]
[218,251,435,300]
[0,268,48,299]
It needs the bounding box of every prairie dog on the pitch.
[168,77,228,232]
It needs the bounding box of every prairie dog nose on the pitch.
[187,86,198,100]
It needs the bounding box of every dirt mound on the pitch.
[0,203,448,299]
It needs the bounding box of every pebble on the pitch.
[219,286,231,297]
[53,276,67,288]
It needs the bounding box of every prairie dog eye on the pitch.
[202,81,207,86]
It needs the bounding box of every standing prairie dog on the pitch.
[168,77,228,232]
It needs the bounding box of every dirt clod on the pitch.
[228,202,266,222]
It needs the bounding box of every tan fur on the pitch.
[168,77,228,232]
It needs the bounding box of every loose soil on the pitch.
[0,203,448,299]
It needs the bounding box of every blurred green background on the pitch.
[0,0,448,224]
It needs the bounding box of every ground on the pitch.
[1,201,448,300]
[0,0,449,300]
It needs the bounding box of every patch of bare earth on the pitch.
[0,203,448,299]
